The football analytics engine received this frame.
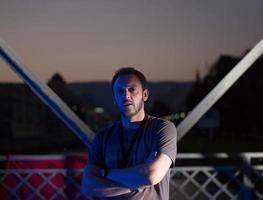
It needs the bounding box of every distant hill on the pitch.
[69,81,193,115]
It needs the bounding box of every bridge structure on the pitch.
[1,38,263,199]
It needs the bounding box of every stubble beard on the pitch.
[122,98,144,119]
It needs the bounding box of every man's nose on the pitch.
[124,89,131,99]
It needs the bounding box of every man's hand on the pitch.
[81,165,132,197]
[100,168,106,177]
[106,153,172,189]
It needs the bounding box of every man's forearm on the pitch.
[106,163,152,189]
[106,153,172,189]
[82,170,132,197]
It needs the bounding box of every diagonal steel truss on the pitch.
[0,37,263,145]
[0,38,95,148]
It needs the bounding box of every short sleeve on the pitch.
[154,120,177,166]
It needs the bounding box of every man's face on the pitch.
[113,74,149,119]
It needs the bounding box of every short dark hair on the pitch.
[111,67,148,92]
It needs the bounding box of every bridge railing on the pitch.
[1,153,263,200]
[170,153,263,200]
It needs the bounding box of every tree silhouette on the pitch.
[186,52,263,138]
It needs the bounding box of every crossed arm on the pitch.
[81,153,172,197]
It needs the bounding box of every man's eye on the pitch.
[118,89,124,94]
[129,88,135,92]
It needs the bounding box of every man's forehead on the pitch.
[114,74,141,87]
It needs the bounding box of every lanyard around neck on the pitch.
[119,116,147,167]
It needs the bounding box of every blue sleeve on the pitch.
[87,129,105,167]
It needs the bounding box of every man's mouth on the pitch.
[123,102,133,106]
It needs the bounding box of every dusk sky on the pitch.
[1,0,262,83]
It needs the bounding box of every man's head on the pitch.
[111,67,149,121]
[111,67,148,92]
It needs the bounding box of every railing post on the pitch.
[243,153,253,200]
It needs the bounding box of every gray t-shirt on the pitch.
[88,115,177,200]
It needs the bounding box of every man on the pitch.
[82,67,177,200]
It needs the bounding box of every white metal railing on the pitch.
[169,153,263,200]
[0,153,263,200]
[0,154,89,200]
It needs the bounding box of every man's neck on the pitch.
[121,112,145,129]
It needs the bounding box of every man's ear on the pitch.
[143,89,149,102]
